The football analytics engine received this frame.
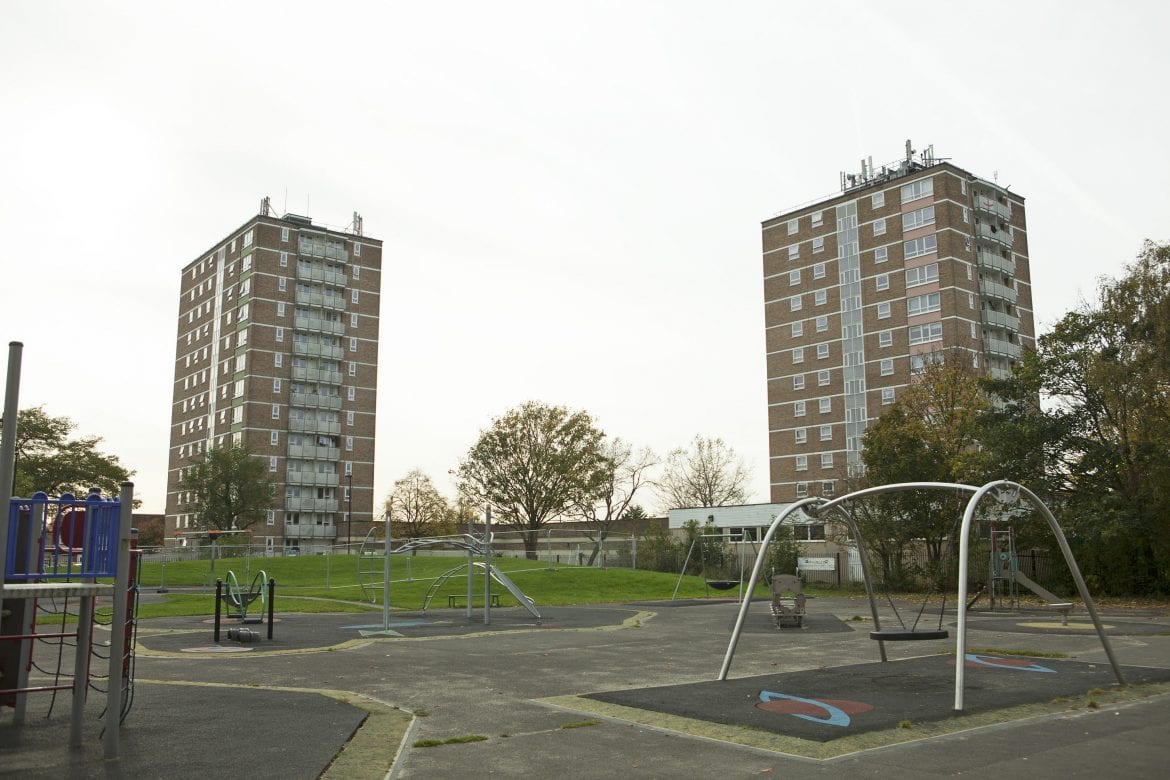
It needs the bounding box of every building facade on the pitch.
[763,145,1033,503]
[165,205,381,551]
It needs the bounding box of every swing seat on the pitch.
[706,580,740,591]
[869,629,949,641]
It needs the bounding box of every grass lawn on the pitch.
[124,554,779,620]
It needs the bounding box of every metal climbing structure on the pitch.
[0,341,138,758]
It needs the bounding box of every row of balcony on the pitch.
[287,443,341,460]
[972,194,1012,221]
[293,316,345,336]
[290,366,343,385]
[980,278,1018,305]
[289,391,342,411]
[981,308,1021,332]
[295,289,346,311]
[295,263,347,287]
[984,335,1021,359]
[286,470,340,488]
[293,341,344,360]
[976,249,1016,276]
[298,237,349,263]
[288,418,342,435]
[974,222,1013,248]
[283,524,337,539]
[284,497,339,513]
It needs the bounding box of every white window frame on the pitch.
[872,191,885,208]
[794,400,806,417]
[813,237,825,254]
[792,347,804,364]
[880,358,894,376]
[819,425,832,441]
[790,295,802,312]
[819,397,831,414]
[795,455,808,471]
[821,453,834,468]
[811,211,823,227]
[817,369,830,386]
[816,343,829,359]
[881,388,895,405]
[794,428,807,444]
[815,316,828,333]
[877,302,891,320]
[876,273,889,292]
[813,262,825,279]
[789,269,801,286]
[787,219,798,235]
[875,246,888,263]
[873,218,886,236]
[791,321,803,337]
[788,245,799,261]
[814,289,827,306]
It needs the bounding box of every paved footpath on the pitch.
[3,596,1169,778]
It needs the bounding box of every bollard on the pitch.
[267,577,276,640]
[214,578,223,642]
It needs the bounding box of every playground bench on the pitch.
[448,594,500,608]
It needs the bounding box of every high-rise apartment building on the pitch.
[165,202,381,551]
[763,144,1033,503]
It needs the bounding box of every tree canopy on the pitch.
[177,444,274,532]
[2,407,133,499]
[456,401,609,558]
[384,469,452,538]
[572,438,656,565]
[657,435,750,509]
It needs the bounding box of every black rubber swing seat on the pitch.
[869,629,950,641]
[706,580,740,590]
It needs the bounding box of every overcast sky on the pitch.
[2,1,1167,515]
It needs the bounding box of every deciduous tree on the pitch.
[657,435,750,509]
[456,401,609,558]
[2,407,133,500]
[178,445,274,531]
[384,470,451,539]
[572,438,657,565]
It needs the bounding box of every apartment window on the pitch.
[788,245,799,261]
[348,361,356,377]
[791,321,803,338]
[347,386,356,401]
[792,347,804,364]
[907,292,941,316]
[815,316,828,332]
[880,358,894,376]
[275,326,284,342]
[872,191,885,208]
[794,400,806,417]
[795,455,808,471]
[790,295,802,312]
[817,343,829,359]
[241,255,251,272]
[970,321,978,339]
[238,303,249,321]
[876,273,889,292]
[882,388,896,405]
[877,302,891,320]
[875,246,888,263]
[352,264,360,280]
[902,205,936,231]
[905,263,939,288]
[812,211,823,227]
[796,482,809,498]
[813,262,825,279]
[232,406,243,424]
[789,269,801,286]
[960,179,968,195]
[821,453,834,468]
[909,322,944,345]
[350,313,358,328]
[813,238,824,254]
[267,510,276,527]
[281,227,289,242]
[269,456,277,472]
[817,370,830,386]
[962,206,969,223]
[349,337,357,352]
[271,404,280,419]
[351,289,359,304]
[904,234,938,260]
[279,251,288,267]
[346,436,354,452]
[273,378,281,392]
[814,289,827,306]
[967,263,973,280]
[353,242,361,257]
[968,292,975,309]
[873,218,886,236]
[234,355,246,372]
[900,177,934,203]
[243,230,253,248]
[794,428,807,444]
[277,302,286,317]
[270,430,279,446]
[787,219,798,235]
[278,277,287,292]
[819,397,831,413]
[274,353,283,368]
[820,425,832,441]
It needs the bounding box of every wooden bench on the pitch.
[448,593,501,608]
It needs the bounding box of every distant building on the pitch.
[165,202,381,552]
[763,143,1034,503]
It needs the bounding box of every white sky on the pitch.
[2,1,1167,515]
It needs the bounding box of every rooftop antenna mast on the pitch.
[353,211,363,237]
[260,196,271,216]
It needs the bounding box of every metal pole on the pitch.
[158,551,168,593]
[267,577,275,640]
[347,472,353,552]
[214,579,223,642]
[382,510,391,631]
[104,481,134,759]
[0,342,23,628]
[483,505,492,625]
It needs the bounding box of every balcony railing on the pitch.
[972,194,1012,221]
[288,418,342,436]
[295,263,347,287]
[982,308,1021,332]
[293,316,346,336]
[298,238,349,263]
[980,279,1018,305]
[282,523,337,539]
[976,249,1016,276]
[292,341,344,361]
[974,222,1013,248]
[984,336,1021,359]
[285,471,340,488]
[295,289,347,312]
[284,497,339,513]
[287,443,341,460]
[289,392,342,411]
[289,367,343,385]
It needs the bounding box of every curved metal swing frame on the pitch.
[716,480,1125,712]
